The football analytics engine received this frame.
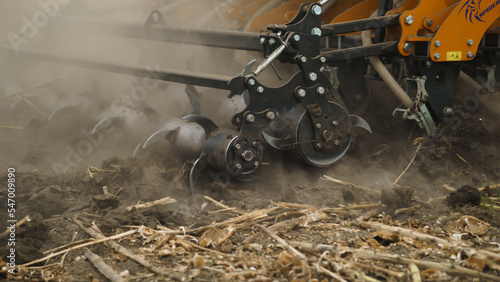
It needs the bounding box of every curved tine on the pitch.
[185,87,202,115]
[241,59,257,76]
[189,153,208,194]
[350,115,372,133]
[48,103,81,122]
[133,140,144,158]
[91,116,119,135]
[182,114,218,136]
[142,128,178,149]
[262,130,288,150]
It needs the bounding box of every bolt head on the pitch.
[254,161,259,167]
[332,120,339,126]
[426,19,433,26]
[467,51,474,58]
[248,78,255,86]
[320,56,326,63]
[300,56,307,63]
[257,86,264,93]
[315,142,323,149]
[308,72,318,81]
[425,61,432,67]
[293,34,301,41]
[246,114,255,123]
[259,37,266,44]
[334,140,340,146]
[241,150,254,161]
[434,53,440,59]
[297,89,306,98]
[443,107,454,115]
[405,15,414,25]
[269,38,276,45]
[312,5,322,16]
[311,27,322,36]
[434,40,441,47]
[315,123,322,129]
[235,163,242,170]
[467,39,474,46]
[266,111,275,120]
[316,86,325,95]
[403,43,412,52]
[235,143,241,150]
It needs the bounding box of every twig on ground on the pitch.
[20,229,136,267]
[73,217,182,280]
[204,196,244,214]
[321,175,381,195]
[257,224,307,261]
[84,250,125,282]
[0,215,31,239]
[126,197,177,212]
[394,142,422,185]
[350,262,405,279]
[317,265,348,282]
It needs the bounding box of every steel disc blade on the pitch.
[296,102,352,167]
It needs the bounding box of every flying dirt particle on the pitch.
[446,185,481,207]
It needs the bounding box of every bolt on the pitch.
[425,61,432,67]
[311,5,322,16]
[300,56,307,63]
[434,53,440,59]
[315,142,323,149]
[443,107,454,116]
[332,120,339,126]
[403,43,412,52]
[235,163,242,170]
[257,86,264,93]
[334,140,340,146]
[266,111,275,120]
[152,13,159,22]
[254,161,259,167]
[467,51,474,58]
[259,37,266,44]
[248,78,255,86]
[252,141,258,147]
[467,39,474,46]
[434,40,441,47]
[320,56,326,63]
[246,114,255,123]
[311,27,322,36]
[405,15,414,25]
[308,72,318,81]
[315,123,322,129]
[241,150,254,161]
[426,19,433,26]
[293,34,301,41]
[235,143,241,150]
[236,117,241,123]
[297,89,306,98]
[269,38,276,45]
[316,86,325,94]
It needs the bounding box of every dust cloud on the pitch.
[0,0,498,205]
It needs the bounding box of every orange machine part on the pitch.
[430,0,500,62]
[396,0,460,56]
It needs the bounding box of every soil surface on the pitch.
[0,79,499,281]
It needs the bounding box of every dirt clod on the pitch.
[447,185,481,207]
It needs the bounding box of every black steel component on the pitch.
[60,18,265,52]
[0,44,233,90]
[335,58,370,113]
[322,41,398,63]
[374,0,394,43]
[409,60,460,121]
[321,13,400,36]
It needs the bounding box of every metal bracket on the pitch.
[393,76,436,135]
[476,65,498,93]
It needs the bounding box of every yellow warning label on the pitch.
[446,51,462,61]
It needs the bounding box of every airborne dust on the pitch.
[0,0,499,280]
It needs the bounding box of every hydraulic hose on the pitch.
[361,12,414,108]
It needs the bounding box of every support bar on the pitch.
[0,44,232,90]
